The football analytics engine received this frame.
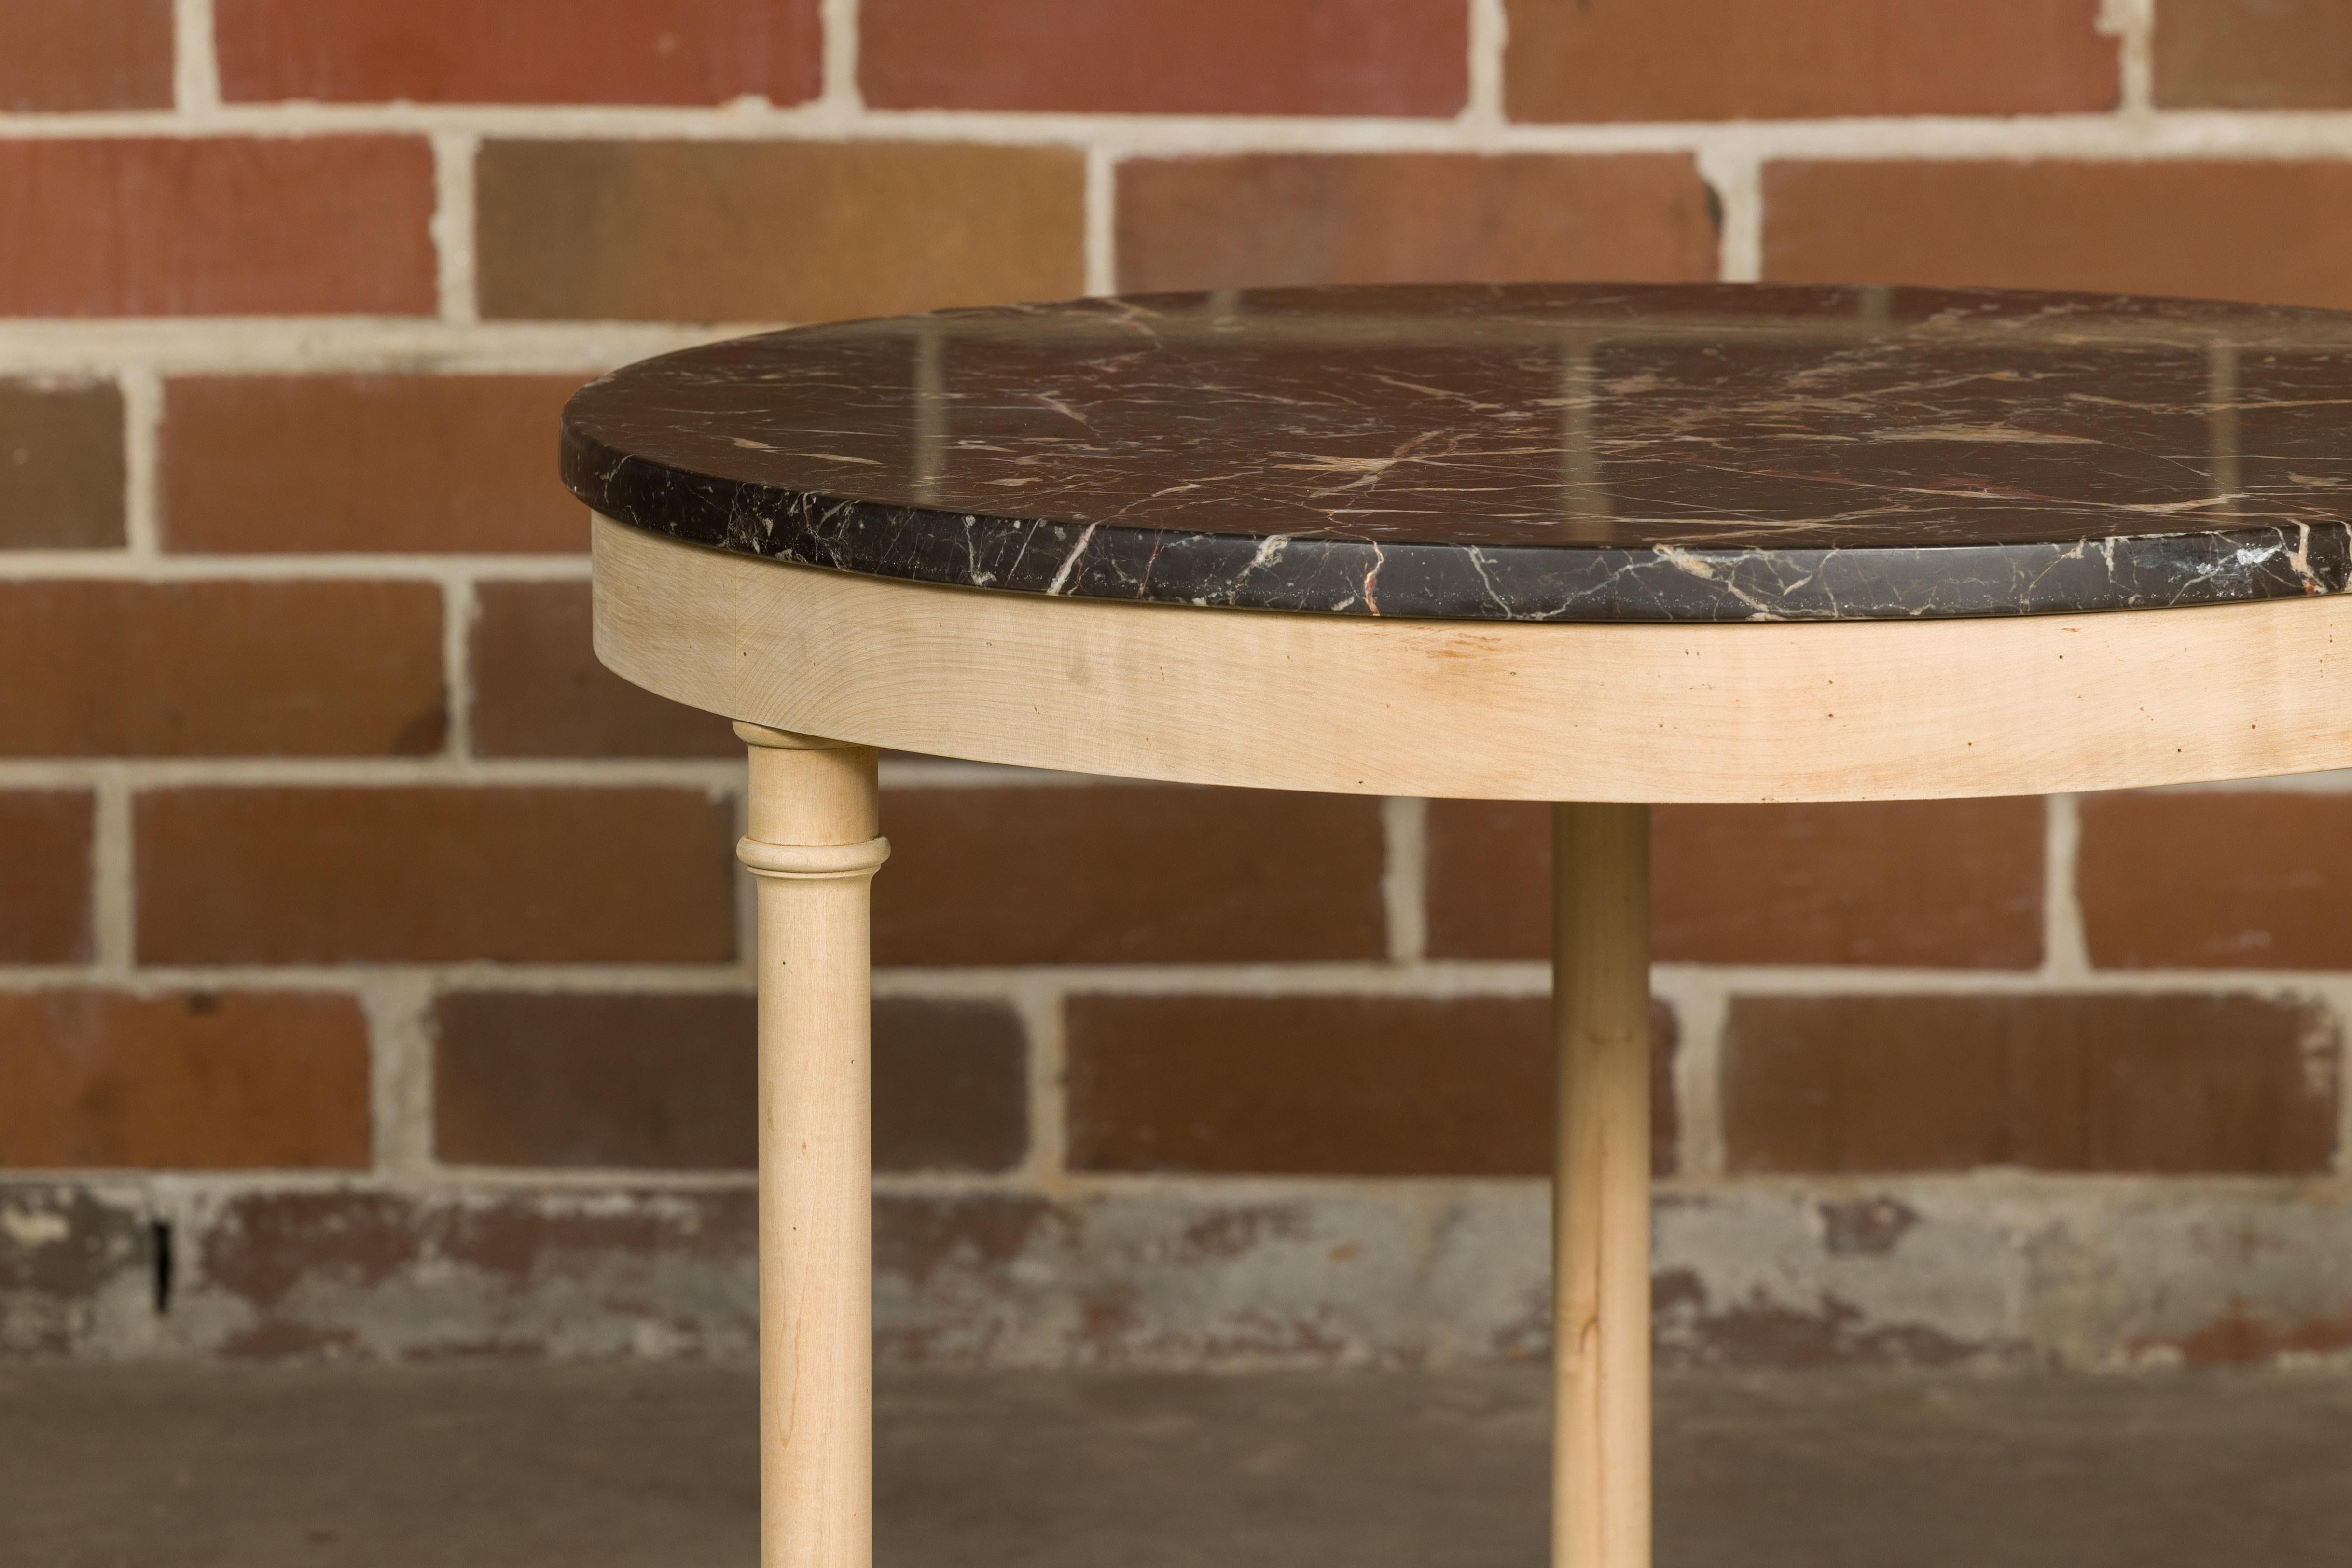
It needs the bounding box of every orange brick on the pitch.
[469,581,736,757]
[0,378,124,550]
[0,990,371,1170]
[2080,792,2352,970]
[0,793,94,963]
[2154,0,2352,109]
[0,138,435,316]
[0,0,172,111]
[163,375,583,553]
[0,581,444,756]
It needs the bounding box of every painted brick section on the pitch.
[2078,792,2352,970]
[134,788,735,964]
[874,786,1385,966]
[0,379,124,549]
[0,139,436,317]
[1763,160,2352,312]
[2154,0,2352,108]
[859,0,1467,116]
[1117,153,1717,294]
[431,993,1027,1173]
[0,0,171,111]
[470,581,735,757]
[1504,0,2117,122]
[215,0,821,107]
[1425,799,2043,966]
[476,142,1086,323]
[1722,994,2339,1175]
[0,581,443,756]
[163,376,583,554]
[0,991,372,1169]
[1065,995,1679,1176]
[0,793,94,963]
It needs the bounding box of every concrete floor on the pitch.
[6,1365,2351,1567]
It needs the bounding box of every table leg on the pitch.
[735,722,890,1568]
[1551,802,1652,1568]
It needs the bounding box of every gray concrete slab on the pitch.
[4,1365,2349,1567]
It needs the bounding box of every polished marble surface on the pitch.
[563,283,2352,621]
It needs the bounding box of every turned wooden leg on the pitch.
[736,722,889,1568]
[1551,802,1652,1568]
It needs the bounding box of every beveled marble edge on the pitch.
[564,430,2352,623]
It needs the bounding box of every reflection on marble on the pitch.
[562,283,2352,622]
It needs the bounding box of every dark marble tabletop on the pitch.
[563,283,2352,622]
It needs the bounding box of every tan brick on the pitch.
[1117,153,1717,294]
[0,379,124,549]
[476,141,1085,323]
[875,786,1385,966]
[1506,0,2116,122]
[163,375,583,554]
[2079,792,2352,970]
[216,0,820,105]
[0,793,94,964]
[1066,994,1678,1176]
[0,138,435,316]
[135,788,735,964]
[0,581,444,757]
[0,0,172,111]
[861,0,1466,115]
[1763,160,2352,311]
[1425,799,2044,967]
[1722,993,2338,1175]
[469,581,735,757]
[2154,0,2352,108]
[0,990,371,1170]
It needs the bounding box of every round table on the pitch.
[565,282,2352,1568]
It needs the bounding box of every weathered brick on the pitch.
[469,581,735,757]
[0,0,172,111]
[0,138,435,316]
[1425,799,2043,967]
[1763,160,2352,312]
[431,992,1027,1172]
[216,0,821,106]
[1117,153,1717,294]
[136,788,734,964]
[1065,994,1678,1176]
[0,990,372,1170]
[0,1184,155,1358]
[0,581,444,757]
[0,792,94,963]
[476,141,1085,323]
[2079,792,2352,970]
[0,379,124,549]
[1722,993,2338,1175]
[875,786,1385,966]
[860,0,1467,115]
[2154,0,2352,108]
[163,375,582,553]
[1505,0,2116,121]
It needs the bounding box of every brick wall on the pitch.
[6,0,2352,1369]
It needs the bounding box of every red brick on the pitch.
[0,138,435,316]
[0,378,123,549]
[135,788,734,964]
[476,141,1085,323]
[0,581,444,757]
[2079,792,2352,970]
[430,992,1025,1172]
[1763,160,2352,312]
[1117,153,1717,294]
[0,793,94,963]
[1066,994,1678,1176]
[860,0,1467,115]
[469,581,735,757]
[875,786,1385,966]
[0,990,371,1170]
[2155,0,2352,108]
[216,0,820,106]
[1723,993,2338,1175]
[163,375,583,554]
[1425,799,2044,967]
[1505,0,2116,122]
[0,0,172,111]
